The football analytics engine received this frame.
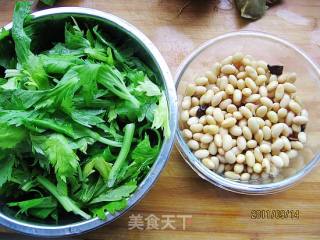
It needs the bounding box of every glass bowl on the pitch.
[175,31,320,195]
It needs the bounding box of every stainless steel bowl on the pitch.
[0,7,177,237]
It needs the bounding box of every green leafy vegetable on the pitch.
[136,77,161,96]
[98,65,140,108]
[122,133,161,182]
[39,54,84,74]
[40,0,56,6]
[83,154,112,181]
[0,123,26,149]
[12,1,49,89]
[0,28,10,40]
[91,182,137,204]
[31,134,79,181]
[152,92,170,139]
[8,196,57,219]
[91,199,127,220]
[132,134,160,164]
[108,123,135,187]
[0,1,170,223]
[0,154,15,187]
[37,176,91,219]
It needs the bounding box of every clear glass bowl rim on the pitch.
[175,30,320,195]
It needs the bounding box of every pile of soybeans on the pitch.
[180,52,308,181]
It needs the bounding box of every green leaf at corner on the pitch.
[92,198,128,220]
[31,134,79,180]
[0,123,26,149]
[0,28,10,41]
[40,0,56,6]
[7,196,57,214]
[136,77,161,96]
[12,1,49,89]
[152,92,170,139]
[0,154,14,187]
[90,182,137,204]
[132,134,160,164]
